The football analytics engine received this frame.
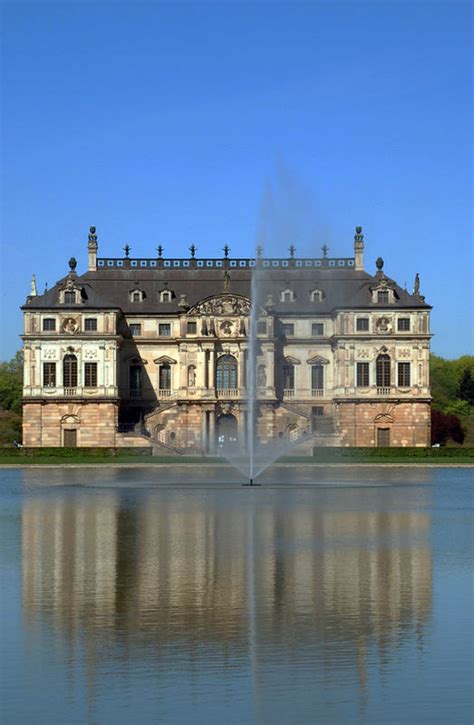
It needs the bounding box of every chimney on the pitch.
[354,226,364,271]
[88,226,98,271]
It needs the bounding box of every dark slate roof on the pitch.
[22,266,430,314]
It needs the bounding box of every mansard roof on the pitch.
[23,263,429,314]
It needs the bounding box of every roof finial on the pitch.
[321,244,329,257]
[30,274,37,296]
[157,244,163,258]
[223,244,230,258]
[124,244,130,258]
[376,256,384,271]
[413,272,420,295]
[256,245,263,258]
[189,244,196,258]
[289,244,295,258]
[69,257,77,273]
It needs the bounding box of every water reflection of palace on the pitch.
[22,488,432,672]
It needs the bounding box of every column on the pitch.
[209,410,216,452]
[209,349,215,390]
[239,347,246,391]
[200,408,207,453]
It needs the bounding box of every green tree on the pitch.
[0,351,23,415]
[459,368,474,405]
[0,351,23,445]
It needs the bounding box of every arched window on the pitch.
[159,364,171,391]
[280,289,294,303]
[63,354,78,388]
[310,289,323,302]
[160,290,173,302]
[216,354,238,390]
[376,354,391,388]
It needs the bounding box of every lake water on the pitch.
[1,466,472,724]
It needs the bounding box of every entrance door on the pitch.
[377,428,390,447]
[216,414,238,449]
[64,429,77,447]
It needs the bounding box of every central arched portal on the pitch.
[216,413,238,449]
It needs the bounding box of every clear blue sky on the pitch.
[1,1,472,359]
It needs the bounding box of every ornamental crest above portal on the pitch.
[190,295,251,316]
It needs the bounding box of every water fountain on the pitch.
[219,250,311,485]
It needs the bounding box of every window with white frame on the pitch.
[130,290,144,303]
[280,289,294,303]
[160,290,173,303]
[310,289,323,302]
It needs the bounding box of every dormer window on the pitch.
[130,289,145,303]
[64,291,77,304]
[377,290,389,304]
[280,289,294,303]
[310,289,324,302]
[159,290,173,303]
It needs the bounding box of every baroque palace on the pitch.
[21,226,431,451]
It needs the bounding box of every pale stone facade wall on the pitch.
[22,292,431,449]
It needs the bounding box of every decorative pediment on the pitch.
[307,354,330,365]
[284,355,301,365]
[154,355,177,365]
[189,294,251,316]
[124,354,148,365]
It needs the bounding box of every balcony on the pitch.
[216,388,239,399]
[311,388,324,397]
[64,388,77,396]
[283,388,295,398]
[377,387,392,395]
[158,389,175,398]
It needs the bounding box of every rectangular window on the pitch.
[42,318,56,331]
[64,291,76,304]
[398,362,411,387]
[257,321,267,334]
[377,428,391,447]
[282,323,294,337]
[356,318,369,331]
[158,323,171,337]
[129,323,142,336]
[129,365,142,397]
[84,362,98,387]
[397,317,410,331]
[187,321,197,335]
[377,291,389,304]
[311,323,324,336]
[356,362,370,387]
[84,318,97,331]
[283,365,295,389]
[43,362,56,387]
[311,365,324,390]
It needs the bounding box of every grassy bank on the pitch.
[0,447,473,465]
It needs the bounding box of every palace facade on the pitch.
[21,226,431,451]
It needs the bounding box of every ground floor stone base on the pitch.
[23,399,431,450]
[23,402,119,447]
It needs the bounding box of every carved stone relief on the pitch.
[375,317,393,334]
[192,295,251,316]
[62,317,79,334]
